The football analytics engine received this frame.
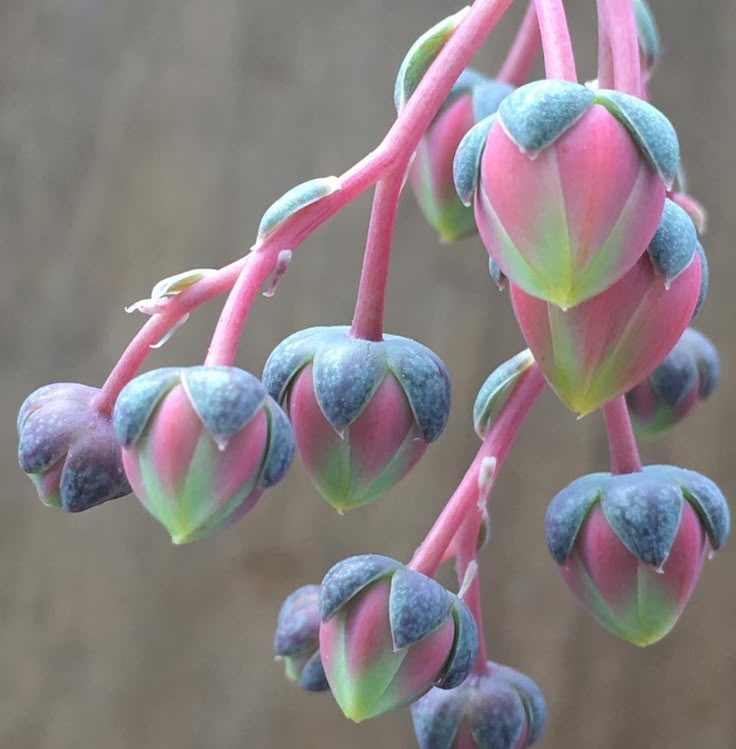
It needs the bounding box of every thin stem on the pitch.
[597,5,615,89]
[497,1,540,87]
[603,396,642,474]
[597,0,642,96]
[350,166,406,341]
[410,364,546,576]
[534,0,577,81]
[93,0,517,414]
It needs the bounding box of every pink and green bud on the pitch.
[274,585,330,692]
[456,80,680,308]
[627,327,720,439]
[409,70,513,242]
[262,327,451,511]
[412,662,546,749]
[318,554,477,722]
[510,251,702,416]
[545,465,729,646]
[112,366,294,544]
[17,383,131,511]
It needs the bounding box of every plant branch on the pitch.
[603,395,642,474]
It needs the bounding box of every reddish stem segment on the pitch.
[596,4,615,89]
[410,364,546,576]
[603,395,642,474]
[497,1,540,87]
[350,166,407,341]
[597,0,642,96]
[92,0,517,415]
[534,0,577,81]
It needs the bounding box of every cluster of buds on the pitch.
[14,1,730,747]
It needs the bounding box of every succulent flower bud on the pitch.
[511,251,702,415]
[318,554,477,722]
[17,383,131,511]
[274,585,330,692]
[455,80,681,308]
[112,366,294,544]
[409,70,513,242]
[627,327,720,438]
[412,662,546,749]
[262,327,451,511]
[545,465,730,645]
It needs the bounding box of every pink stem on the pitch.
[597,4,615,89]
[597,0,642,96]
[603,396,642,474]
[410,364,546,576]
[92,0,517,416]
[350,166,407,341]
[497,1,540,87]
[534,0,577,81]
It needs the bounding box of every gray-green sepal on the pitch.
[385,336,451,443]
[437,595,478,689]
[182,366,266,447]
[692,243,708,320]
[389,568,453,650]
[473,350,535,439]
[648,345,699,408]
[545,473,606,564]
[319,554,402,621]
[299,651,331,692]
[453,114,496,207]
[472,80,515,122]
[594,90,679,187]
[600,471,684,568]
[112,367,181,446]
[257,177,341,243]
[635,0,661,72]
[647,199,697,285]
[440,68,489,116]
[677,467,730,550]
[394,7,470,113]
[259,397,296,488]
[312,338,387,432]
[489,257,506,290]
[498,79,594,153]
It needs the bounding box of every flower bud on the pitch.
[262,327,451,511]
[412,662,546,749]
[511,251,702,415]
[457,80,681,308]
[409,71,513,242]
[112,366,294,544]
[545,465,729,645]
[627,327,720,438]
[274,585,330,692]
[17,383,131,511]
[318,555,477,722]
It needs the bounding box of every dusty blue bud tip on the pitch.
[259,398,295,488]
[389,568,452,650]
[319,554,402,621]
[647,199,697,283]
[299,651,330,692]
[453,115,496,207]
[648,345,699,408]
[274,585,321,657]
[681,328,719,398]
[676,468,730,550]
[438,596,478,690]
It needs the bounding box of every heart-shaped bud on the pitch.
[113,366,294,544]
[545,465,729,645]
[318,555,477,722]
[511,252,702,415]
[17,383,131,511]
[473,81,677,308]
[412,662,546,749]
[409,71,513,242]
[262,327,451,511]
[274,584,330,692]
[627,327,720,439]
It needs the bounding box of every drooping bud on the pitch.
[511,251,702,415]
[17,383,131,511]
[113,366,294,544]
[409,70,514,242]
[274,585,330,692]
[412,662,546,749]
[318,555,477,722]
[456,80,680,308]
[262,327,451,511]
[627,327,720,438]
[545,465,729,646]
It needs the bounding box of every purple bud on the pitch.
[17,383,131,511]
[411,662,546,749]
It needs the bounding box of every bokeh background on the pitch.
[2,1,735,747]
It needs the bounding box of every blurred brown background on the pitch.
[1,1,734,747]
